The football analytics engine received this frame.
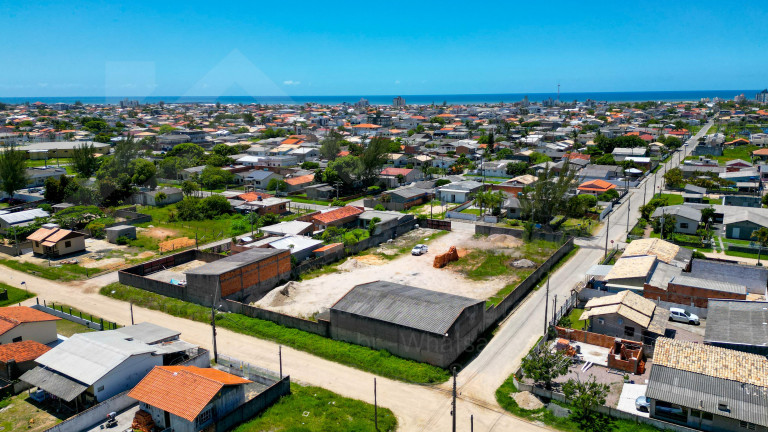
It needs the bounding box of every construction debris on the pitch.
[131,410,155,432]
[433,246,459,268]
[512,259,536,268]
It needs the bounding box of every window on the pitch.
[740,421,757,430]
[97,385,104,392]
[718,402,729,412]
[680,223,689,229]
[12,336,22,342]
[624,326,635,337]
[64,241,71,248]
[702,412,713,421]
[196,408,214,426]
[617,318,624,325]
[597,318,605,325]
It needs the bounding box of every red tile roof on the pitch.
[313,206,364,225]
[127,366,251,422]
[380,167,412,176]
[577,179,616,192]
[237,192,274,202]
[0,340,51,363]
[565,152,590,161]
[352,123,381,128]
[284,174,315,186]
[313,243,342,252]
[0,306,60,336]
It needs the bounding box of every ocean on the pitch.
[0,90,760,106]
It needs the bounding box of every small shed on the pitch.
[106,225,137,243]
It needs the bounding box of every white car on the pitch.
[669,307,699,325]
[411,244,428,255]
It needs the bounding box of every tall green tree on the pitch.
[562,377,611,432]
[519,162,576,224]
[319,132,343,161]
[751,227,768,265]
[360,137,390,181]
[520,349,570,390]
[72,142,99,177]
[0,143,28,201]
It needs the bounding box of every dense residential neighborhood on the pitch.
[0,92,768,432]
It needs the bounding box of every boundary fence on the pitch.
[32,299,118,330]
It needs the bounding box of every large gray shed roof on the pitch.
[647,366,768,427]
[185,247,287,276]
[705,300,768,348]
[331,281,483,335]
[690,259,768,294]
[669,275,746,295]
[20,367,88,402]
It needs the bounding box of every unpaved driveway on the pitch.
[254,229,514,317]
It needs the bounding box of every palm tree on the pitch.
[751,227,768,266]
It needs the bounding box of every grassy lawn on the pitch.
[460,208,482,215]
[658,193,683,205]
[712,145,759,163]
[26,157,73,167]
[558,308,586,330]
[44,302,119,335]
[495,376,662,432]
[233,383,397,432]
[130,205,252,250]
[101,283,450,384]
[0,258,91,281]
[0,392,66,432]
[0,281,35,307]
[725,249,762,260]
[374,229,449,261]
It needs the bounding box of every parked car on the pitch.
[669,307,700,325]
[411,244,428,255]
[635,396,650,412]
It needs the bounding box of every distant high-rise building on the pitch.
[734,93,746,103]
[521,95,530,107]
[120,98,139,108]
[756,89,768,104]
[354,98,370,108]
[393,96,406,108]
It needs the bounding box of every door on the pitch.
[732,227,740,238]
[164,410,171,428]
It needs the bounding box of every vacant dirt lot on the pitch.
[140,226,179,240]
[146,259,209,283]
[254,229,528,318]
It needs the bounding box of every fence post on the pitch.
[100,318,104,330]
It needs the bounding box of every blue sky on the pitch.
[2,0,767,97]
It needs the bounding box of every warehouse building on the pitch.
[185,248,291,305]
[329,281,485,368]
[705,300,768,356]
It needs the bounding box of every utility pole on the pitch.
[374,378,378,431]
[451,366,457,432]
[471,415,474,432]
[643,182,647,206]
[130,302,134,325]
[553,294,558,324]
[604,215,610,259]
[544,276,550,335]
[661,208,665,240]
[279,346,283,379]
[626,198,631,235]
[211,302,218,364]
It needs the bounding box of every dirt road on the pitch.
[7,264,551,432]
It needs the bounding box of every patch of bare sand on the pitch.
[141,226,179,240]
[254,229,514,318]
[80,257,125,269]
[513,391,544,410]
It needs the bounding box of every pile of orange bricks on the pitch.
[433,246,459,268]
[131,410,155,432]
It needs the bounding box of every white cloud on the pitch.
[394,80,400,85]
[283,80,301,86]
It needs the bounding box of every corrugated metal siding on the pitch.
[331,281,483,335]
[647,365,768,427]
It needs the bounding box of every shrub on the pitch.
[115,236,130,245]
[374,204,386,211]
[330,198,345,207]
[86,221,106,238]
[435,179,451,187]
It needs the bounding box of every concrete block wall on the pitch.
[224,299,330,337]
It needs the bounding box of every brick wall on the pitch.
[644,283,746,308]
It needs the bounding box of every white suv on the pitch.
[669,307,699,325]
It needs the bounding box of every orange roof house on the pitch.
[577,179,616,195]
[236,191,274,202]
[311,206,364,229]
[27,227,86,257]
[725,138,750,146]
[284,174,315,189]
[0,340,51,364]
[565,152,591,161]
[0,306,60,345]
[128,366,252,426]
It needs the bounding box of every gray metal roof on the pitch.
[0,208,49,225]
[261,221,313,236]
[684,184,707,194]
[20,366,88,402]
[651,205,702,222]
[670,275,746,295]
[647,365,768,427]
[34,331,158,385]
[705,300,768,348]
[647,262,682,290]
[331,281,483,335]
[186,247,287,276]
[114,322,180,345]
[690,259,768,294]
